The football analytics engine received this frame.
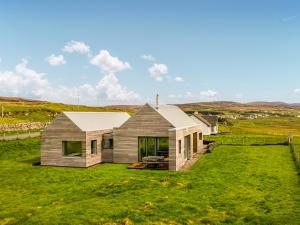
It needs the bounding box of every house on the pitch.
[190,113,219,135]
[41,112,130,167]
[113,103,204,171]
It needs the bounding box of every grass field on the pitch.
[220,116,300,137]
[1,138,300,224]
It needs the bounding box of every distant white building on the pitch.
[190,113,219,135]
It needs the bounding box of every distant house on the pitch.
[41,112,130,167]
[113,103,204,171]
[190,113,219,135]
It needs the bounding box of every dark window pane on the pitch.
[178,140,182,153]
[103,138,113,149]
[199,133,203,140]
[147,137,155,156]
[91,140,97,154]
[138,137,147,161]
[63,141,82,157]
[157,137,169,157]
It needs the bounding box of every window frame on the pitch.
[138,136,169,161]
[91,140,97,155]
[102,138,113,149]
[62,141,82,157]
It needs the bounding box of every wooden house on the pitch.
[113,103,204,171]
[41,112,130,167]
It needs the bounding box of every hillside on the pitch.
[0,97,134,125]
[176,101,300,115]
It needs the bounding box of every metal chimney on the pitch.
[156,94,159,109]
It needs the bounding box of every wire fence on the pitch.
[0,132,40,141]
[205,135,289,146]
[289,136,300,173]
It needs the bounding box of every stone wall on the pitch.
[0,122,48,132]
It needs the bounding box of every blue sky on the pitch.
[0,0,300,105]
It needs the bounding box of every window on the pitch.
[178,139,182,154]
[138,137,169,161]
[184,135,191,159]
[199,133,203,140]
[62,141,82,157]
[102,138,113,149]
[91,140,97,154]
[156,137,168,157]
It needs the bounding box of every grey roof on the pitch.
[190,114,212,126]
[63,112,130,131]
[148,104,198,128]
[201,115,218,126]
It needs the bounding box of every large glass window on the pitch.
[62,141,82,157]
[91,140,97,154]
[138,137,169,161]
[102,138,113,149]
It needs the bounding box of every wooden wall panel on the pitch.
[41,113,86,167]
[113,105,172,163]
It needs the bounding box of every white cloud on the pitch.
[62,40,90,54]
[0,59,50,97]
[174,76,184,82]
[141,54,155,61]
[96,73,139,101]
[90,50,131,73]
[0,59,140,105]
[89,50,139,102]
[200,90,217,98]
[294,89,300,94]
[148,63,168,81]
[46,54,66,66]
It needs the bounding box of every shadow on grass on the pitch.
[21,157,41,165]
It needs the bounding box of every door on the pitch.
[138,137,169,161]
[184,135,191,160]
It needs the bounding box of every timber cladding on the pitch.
[113,104,173,163]
[173,125,203,171]
[113,104,204,171]
[41,105,204,171]
[41,113,113,167]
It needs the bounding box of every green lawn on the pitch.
[1,138,300,224]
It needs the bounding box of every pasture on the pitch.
[1,137,300,224]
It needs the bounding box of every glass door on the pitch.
[138,137,169,161]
